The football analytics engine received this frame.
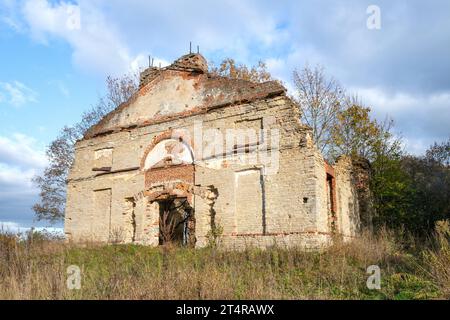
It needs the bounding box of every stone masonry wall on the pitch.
[65,55,362,249]
[66,94,342,248]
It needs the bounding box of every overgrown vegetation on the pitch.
[0,223,449,300]
[371,139,450,234]
[209,58,275,83]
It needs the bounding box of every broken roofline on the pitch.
[82,53,287,140]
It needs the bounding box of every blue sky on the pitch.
[0,0,449,231]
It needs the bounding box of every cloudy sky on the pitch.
[0,0,449,230]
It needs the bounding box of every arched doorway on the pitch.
[141,132,196,246]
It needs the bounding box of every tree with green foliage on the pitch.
[399,139,450,233]
[330,97,397,160]
[371,138,450,234]
[326,96,413,232]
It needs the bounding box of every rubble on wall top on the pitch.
[140,53,208,89]
[170,53,208,73]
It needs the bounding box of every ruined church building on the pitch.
[65,53,370,249]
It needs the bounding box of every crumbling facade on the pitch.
[65,53,370,249]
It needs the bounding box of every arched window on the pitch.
[143,139,194,170]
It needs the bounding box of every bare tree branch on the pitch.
[293,65,345,157]
[32,74,138,222]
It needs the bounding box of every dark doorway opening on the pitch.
[158,198,194,246]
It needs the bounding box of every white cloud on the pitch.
[265,45,333,93]
[0,133,47,226]
[0,133,47,168]
[0,163,36,189]
[349,87,450,126]
[0,221,64,235]
[20,0,150,75]
[14,0,287,76]
[21,0,81,42]
[0,81,37,107]
[346,87,450,154]
[0,221,20,230]
[0,133,46,205]
[131,54,170,73]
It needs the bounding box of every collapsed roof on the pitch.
[84,53,286,139]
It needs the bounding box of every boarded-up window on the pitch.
[235,169,264,234]
[234,118,263,147]
[94,148,113,169]
[123,198,136,243]
[93,189,112,242]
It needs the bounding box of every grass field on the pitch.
[0,223,449,300]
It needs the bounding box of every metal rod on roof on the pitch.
[190,41,192,54]
[197,45,199,54]
[151,58,154,67]
[148,55,151,67]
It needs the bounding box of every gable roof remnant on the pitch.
[139,53,209,89]
[83,53,286,140]
[169,53,209,74]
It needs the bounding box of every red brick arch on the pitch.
[140,129,194,171]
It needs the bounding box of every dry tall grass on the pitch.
[0,224,448,300]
